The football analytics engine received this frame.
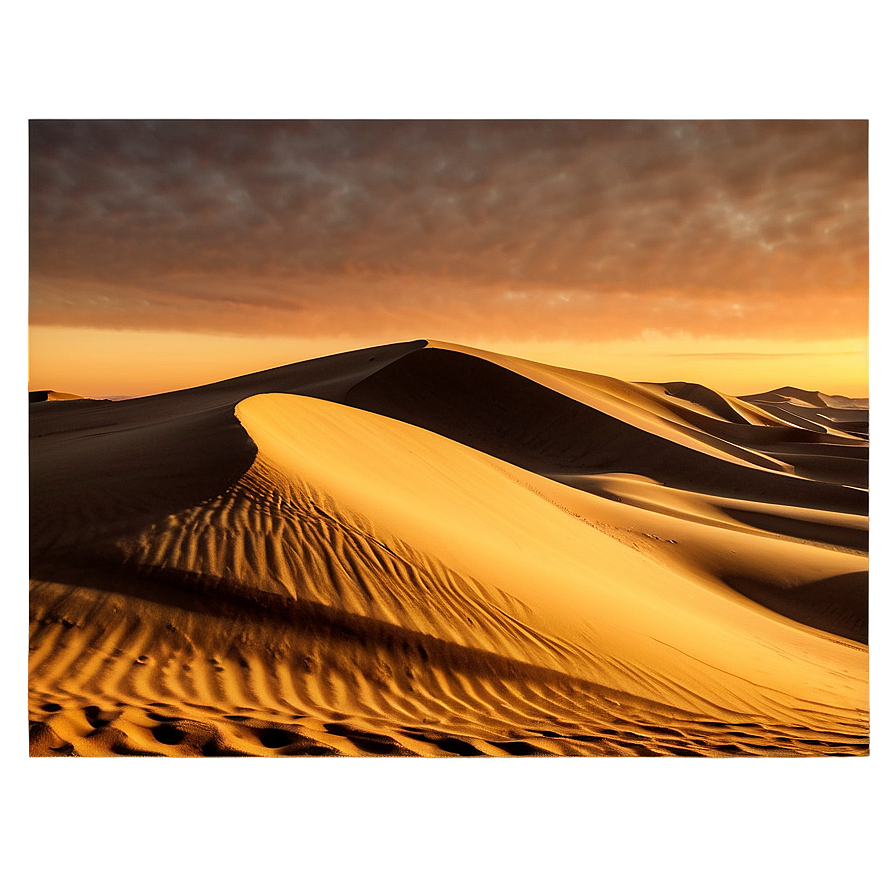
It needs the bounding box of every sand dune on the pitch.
[29,340,869,756]
[741,386,869,437]
[29,389,87,402]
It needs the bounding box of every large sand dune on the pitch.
[29,340,869,756]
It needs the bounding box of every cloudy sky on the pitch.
[29,119,868,396]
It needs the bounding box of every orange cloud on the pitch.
[30,120,868,344]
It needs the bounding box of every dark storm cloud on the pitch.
[29,120,868,337]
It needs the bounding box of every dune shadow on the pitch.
[347,348,867,514]
[724,571,868,644]
[723,507,868,551]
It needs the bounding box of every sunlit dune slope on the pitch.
[29,339,869,757]
[234,394,866,692]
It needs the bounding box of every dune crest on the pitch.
[29,340,869,756]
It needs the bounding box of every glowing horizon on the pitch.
[29,325,868,400]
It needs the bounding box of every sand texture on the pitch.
[29,340,869,757]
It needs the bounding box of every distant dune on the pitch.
[740,386,869,437]
[29,340,869,756]
[29,389,87,403]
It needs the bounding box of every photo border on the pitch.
[0,0,896,896]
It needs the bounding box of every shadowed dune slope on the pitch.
[29,340,869,757]
[346,346,867,512]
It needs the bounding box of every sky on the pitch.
[28,119,869,397]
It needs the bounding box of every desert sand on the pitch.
[28,340,869,756]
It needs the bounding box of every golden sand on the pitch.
[29,341,868,756]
